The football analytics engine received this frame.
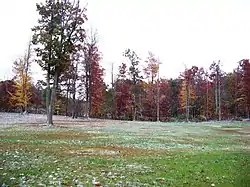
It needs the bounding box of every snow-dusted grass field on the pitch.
[0,113,250,186]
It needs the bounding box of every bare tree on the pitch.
[82,30,98,118]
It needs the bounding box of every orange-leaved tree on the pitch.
[179,66,198,121]
[179,79,196,119]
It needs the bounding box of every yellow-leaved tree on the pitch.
[9,42,32,113]
[179,79,196,121]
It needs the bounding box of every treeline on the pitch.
[97,57,250,122]
[0,0,250,124]
[1,56,250,122]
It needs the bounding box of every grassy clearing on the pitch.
[0,121,250,186]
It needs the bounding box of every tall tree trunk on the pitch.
[24,41,31,114]
[88,75,92,118]
[235,71,238,117]
[48,70,59,125]
[247,106,250,119]
[206,78,209,120]
[85,101,90,118]
[85,73,90,118]
[85,51,91,119]
[215,61,221,121]
[156,77,160,122]
[65,79,70,116]
[111,63,115,119]
[186,82,190,122]
[218,76,221,121]
[215,83,218,119]
[72,63,78,119]
[46,69,51,124]
[132,94,136,121]
[72,97,76,118]
[46,8,54,125]
[133,106,136,121]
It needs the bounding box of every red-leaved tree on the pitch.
[238,59,250,118]
[89,46,105,117]
[115,63,132,119]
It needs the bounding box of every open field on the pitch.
[0,113,250,186]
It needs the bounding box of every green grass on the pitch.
[0,121,250,186]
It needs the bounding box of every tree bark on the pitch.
[218,76,221,121]
[186,81,190,122]
[156,80,160,122]
[235,70,239,117]
[48,70,59,126]
[215,63,221,121]
[132,94,136,121]
[247,106,250,119]
[65,78,70,116]
[111,63,115,119]
[206,77,209,120]
[46,68,51,124]
[72,63,78,119]
[215,82,218,118]
[85,74,90,118]
[84,49,91,119]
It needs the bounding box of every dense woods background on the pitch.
[1,58,250,122]
[0,0,250,123]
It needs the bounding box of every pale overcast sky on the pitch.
[0,0,250,84]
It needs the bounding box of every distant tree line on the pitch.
[1,56,250,122]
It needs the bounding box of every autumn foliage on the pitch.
[9,58,32,113]
[89,46,105,117]
[237,59,250,117]
[114,63,132,119]
[1,40,250,121]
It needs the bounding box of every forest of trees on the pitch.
[0,0,250,124]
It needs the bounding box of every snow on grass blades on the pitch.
[0,113,249,186]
